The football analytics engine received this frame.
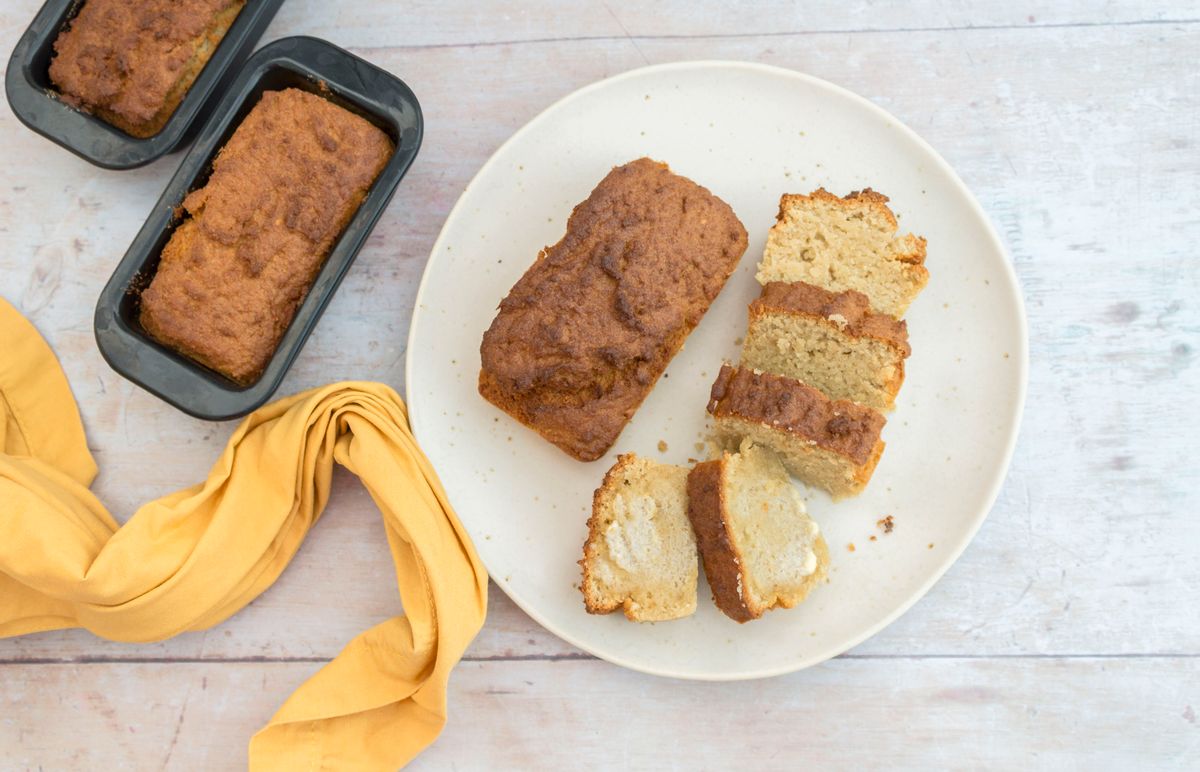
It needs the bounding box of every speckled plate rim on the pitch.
[405,60,1029,681]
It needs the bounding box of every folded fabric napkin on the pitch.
[0,297,488,770]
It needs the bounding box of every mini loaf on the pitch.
[479,158,748,462]
[581,454,698,622]
[706,364,886,499]
[742,281,911,411]
[49,0,246,137]
[140,89,393,384]
[756,189,928,317]
[687,440,829,623]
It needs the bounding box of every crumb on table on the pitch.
[877,515,895,533]
[657,440,668,452]
[847,543,856,552]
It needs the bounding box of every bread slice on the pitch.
[742,281,911,411]
[706,364,886,499]
[756,189,928,317]
[687,440,829,622]
[580,454,697,622]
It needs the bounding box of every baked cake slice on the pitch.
[706,364,886,499]
[580,454,698,622]
[687,440,829,623]
[742,281,911,411]
[756,189,928,317]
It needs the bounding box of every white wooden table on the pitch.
[1,1,1197,768]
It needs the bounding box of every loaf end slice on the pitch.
[687,440,829,623]
[756,189,928,317]
[581,454,698,622]
[706,364,886,499]
[742,281,911,411]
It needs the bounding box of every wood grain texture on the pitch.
[0,659,1196,770]
[0,0,1197,767]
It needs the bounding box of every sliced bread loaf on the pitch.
[581,454,697,622]
[742,281,911,411]
[756,189,928,317]
[687,440,829,622]
[706,364,886,499]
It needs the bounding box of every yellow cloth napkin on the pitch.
[0,297,488,770]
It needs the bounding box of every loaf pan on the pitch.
[94,36,424,420]
[5,0,285,170]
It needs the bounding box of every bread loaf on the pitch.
[140,89,393,383]
[49,0,246,137]
[479,158,748,461]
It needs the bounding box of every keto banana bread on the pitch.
[49,0,246,137]
[140,88,393,384]
[479,158,748,461]
[687,440,828,623]
[741,281,911,411]
[581,454,697,622]
[706,364,886,499]
[756,189,928,317]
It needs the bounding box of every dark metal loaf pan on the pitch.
[5,0,285,169]
[94,36,424,420]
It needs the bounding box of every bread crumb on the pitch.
[847,543,856,552]
[928,543,935,549]
[687,458,698,464]
[657,440,668,452]
[869,535,877,542]
[734,337,744,346]
[877,515,895,534]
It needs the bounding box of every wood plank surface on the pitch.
[1,659,1196,770]
[0,0,1197,768]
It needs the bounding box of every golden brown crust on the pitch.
[778,187,889,229]
[49,0,245,137]
[139,89,393,384]
[707,365,886,466]
[686,458,755,623]
[479,158,749,461]
[751,281,911,357]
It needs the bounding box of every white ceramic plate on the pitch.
[406,61,1027,680]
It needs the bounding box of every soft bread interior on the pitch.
[741,309,903,411]
[713,415,880,499]
[582,456,697,622]
[723,441,824,610]
[756,192,926,317]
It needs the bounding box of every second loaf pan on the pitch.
[94,36,424,421]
